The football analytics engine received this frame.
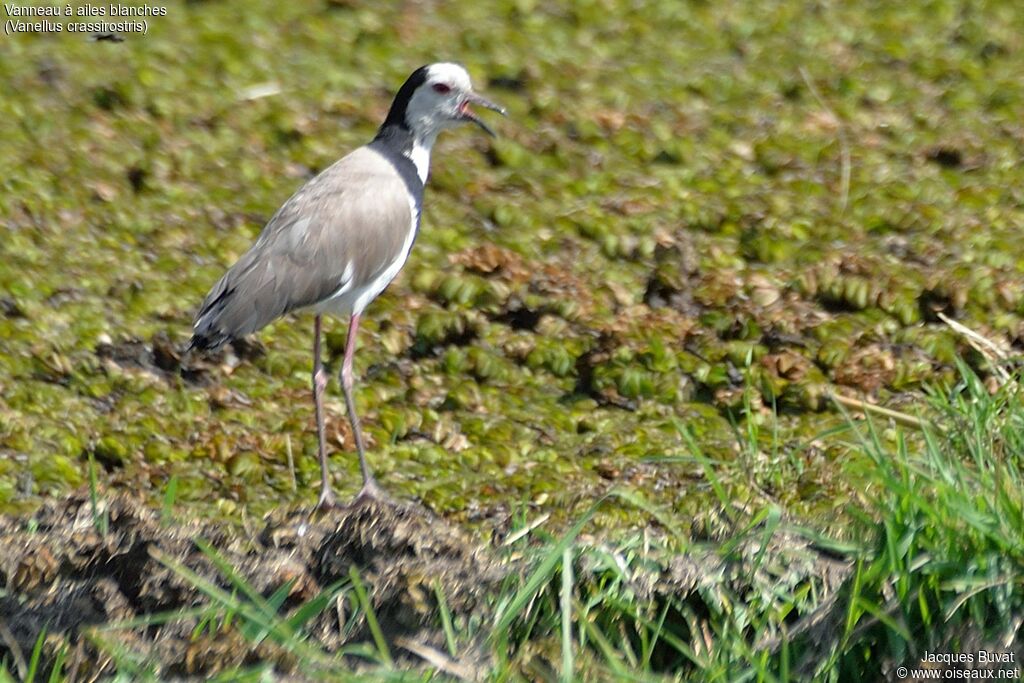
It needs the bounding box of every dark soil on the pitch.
[0,492,503,680]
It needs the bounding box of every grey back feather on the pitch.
[191,147,414,349]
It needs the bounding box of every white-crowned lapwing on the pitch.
[190,63,505,507]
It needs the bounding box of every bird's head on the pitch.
[385,63,506,142]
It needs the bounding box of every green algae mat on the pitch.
[2,0,1023,533]
[1,0,1024,676]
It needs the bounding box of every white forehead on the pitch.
[425,62,473,90]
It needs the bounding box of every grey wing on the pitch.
[191,148,413,349]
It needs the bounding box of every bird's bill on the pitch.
[459,92,506,136]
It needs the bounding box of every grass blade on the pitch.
[434,582,458,658]
[349,565,392,667]
[493,498,601,637]
[560,545,574,683]
[24,627,45,683]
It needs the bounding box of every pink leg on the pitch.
[340,313,384,500]
[312,315,336,508]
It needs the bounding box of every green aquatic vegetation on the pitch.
[1,0,1023,548]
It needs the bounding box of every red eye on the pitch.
[432,83,452,94]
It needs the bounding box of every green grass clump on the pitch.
[410,362,1018,681]
[823,362,1024,679]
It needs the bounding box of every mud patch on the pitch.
[0,493,503,680]
[96,332,266,387]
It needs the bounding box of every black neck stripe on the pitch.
[379,64,430,133]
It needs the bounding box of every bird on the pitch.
[189,63,505,507]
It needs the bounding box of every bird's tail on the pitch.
[189,280,236,352]
[187,329,230,352]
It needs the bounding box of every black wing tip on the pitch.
[188,330,228,353]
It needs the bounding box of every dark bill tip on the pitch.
[468,92,507,116]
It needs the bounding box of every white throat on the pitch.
[407,135,436,184]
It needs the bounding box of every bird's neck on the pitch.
[407,132,436,184]
[373,123,436,185]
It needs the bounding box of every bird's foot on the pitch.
[352,477,390,506]
[315,486,339,510]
